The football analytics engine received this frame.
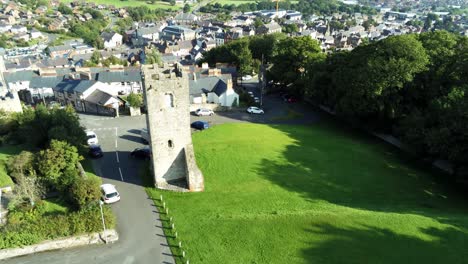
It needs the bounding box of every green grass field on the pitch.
[61,0,182,10]
[0,145,23,188]
[147,122,468,264]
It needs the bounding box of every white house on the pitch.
[101,32,123,49]
[30,29,43,39]
[95,69,142,96]
[10,25,27,34]
[189,73,239,107]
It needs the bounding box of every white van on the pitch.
[141,128,150,144]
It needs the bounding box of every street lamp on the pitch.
[99,200,107,244]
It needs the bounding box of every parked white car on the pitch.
[86,131,98,145]
[242,75,252,81]
[100,184,120,204]
[247,106,264,114]
[195,108,214,116]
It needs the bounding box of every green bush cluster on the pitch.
[0,202,115,249]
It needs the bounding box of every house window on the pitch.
[164,93,174,108]
[121,82,125,85]
[168,140,173,148]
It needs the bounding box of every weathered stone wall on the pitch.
[0,229,119,260]
[142,63,204,191]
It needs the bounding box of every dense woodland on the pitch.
[202,30,468,183]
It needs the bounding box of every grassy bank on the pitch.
[0,145,23,188]
[146,122,468,264]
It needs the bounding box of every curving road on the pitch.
[3,115,174,264]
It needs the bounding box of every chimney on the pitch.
[79,71,91,80]
[226,78,232,90]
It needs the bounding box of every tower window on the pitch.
[168,140,173,148]
[165,93,174,108]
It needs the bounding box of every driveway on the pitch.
[3,115,174,264]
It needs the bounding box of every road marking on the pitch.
[115,127,118,148]
[119,167,124,181]
[116,151,119,163]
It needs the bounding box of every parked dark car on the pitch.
[89,144,103,158]
[130,146,151,159]
[191,121,209,130]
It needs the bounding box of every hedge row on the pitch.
[0,202,115,249]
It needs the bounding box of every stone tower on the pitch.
[142,63,204,192]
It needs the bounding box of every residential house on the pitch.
[161,25,196,41]
[0,14,15,24]
[47,44,73,58]
[286,11,302,21]
[256,22,282,34]
[101,32,123,49]
[82,89,121,116]
[0,23,12,33]
[35,5,47,15]
[242,26,255,36]
[30,29,43,39]
[136,26,161,42]
[174,13,199,25]
[215,32,225,46]
[53,79,101,111]
[10,25,27,34]
[96,69,142,95]
[83,13,93,21]
[189,72,238,107]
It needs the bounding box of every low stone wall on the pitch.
[0,229,119,260]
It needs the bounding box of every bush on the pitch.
[0,203,116,249]
[69,176,101,210]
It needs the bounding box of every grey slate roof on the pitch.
[4,70,34,83]
[85,89,115,105]
[97,70,141,83]
[30,76,63,88]
[53,80,96,93]
[189,75,229,96]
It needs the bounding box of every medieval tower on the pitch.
[141,63,204,192]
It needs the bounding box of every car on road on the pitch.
[191,121,209,130]
[254,97,260,103]
[100,184,120,204]
[241,75,252,81]
[282,94,298,103]
[247,106,264,114]
[195,108,214,116]
[89,144,103,158]
[131,146,151,159]
[86,131,98,145]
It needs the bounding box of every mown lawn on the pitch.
[147,122,468,264]
[0,145,24,188]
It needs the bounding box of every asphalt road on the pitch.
[3,116,174,264]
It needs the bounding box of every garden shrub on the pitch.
[0,204,116,249]
[69,176,101,210]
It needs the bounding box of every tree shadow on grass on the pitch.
[303,223,468,264]
[257,121,468,216]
